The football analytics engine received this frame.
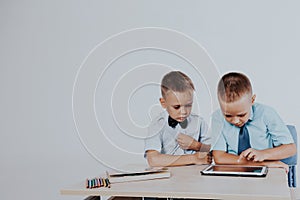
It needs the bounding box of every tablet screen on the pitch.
[201,165,268,177]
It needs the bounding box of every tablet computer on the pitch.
[201,165,268,177]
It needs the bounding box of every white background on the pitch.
[1,1,299,199]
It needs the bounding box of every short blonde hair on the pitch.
[161,71,194,98]
[217,72,252,102]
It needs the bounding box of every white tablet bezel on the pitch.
[201,164,268,177]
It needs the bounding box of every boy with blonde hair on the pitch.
[211,72,296,171]
[144,71,211,167]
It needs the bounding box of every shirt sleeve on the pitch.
[263,106,294,146]
[198,118,209,144]
[144,118,164,157]
[209,110,227,152]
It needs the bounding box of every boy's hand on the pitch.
[239,148,266,162]
[194,152,212,165]
[177,133,196,150]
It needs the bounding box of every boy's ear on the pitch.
[159,98,167,108]
[251,94,256,104]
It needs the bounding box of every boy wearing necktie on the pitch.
[211,72,296,172]
[144,71,211,167]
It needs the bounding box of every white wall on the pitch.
[1,1,299,199]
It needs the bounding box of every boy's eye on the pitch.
[185,104,192,108]
[224,114,246,118]
[173,105,181,110]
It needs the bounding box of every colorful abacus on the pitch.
[86,177,111,189]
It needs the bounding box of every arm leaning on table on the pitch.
[146,150,211,167]
[212,146,294,173]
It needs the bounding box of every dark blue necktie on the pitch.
[237,124,251,155]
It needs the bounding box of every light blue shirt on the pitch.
[144,111,209,156]
[210,103,294,155]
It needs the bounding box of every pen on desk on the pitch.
[106,171,111,188]
[103,178,107,187]
[100,178,104,187]
[96,178,100,187]
[106,178,111,188]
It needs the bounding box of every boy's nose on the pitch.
[180,106,187,115]
[231,117,240,124]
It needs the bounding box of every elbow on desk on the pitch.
[145,151,163,167]
[146,155,163,167]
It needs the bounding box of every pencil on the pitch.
[106,171,111,188]
[106,178,111,188]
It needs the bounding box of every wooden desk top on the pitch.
[60,165,291,200]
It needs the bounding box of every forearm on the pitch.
[260,144,296,160]
[213,150,269,165]
[212,150,289,171]
[213,150,247,165]
[147,152,196,167]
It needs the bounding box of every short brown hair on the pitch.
[217,72,252,102]
[161,71,195,98]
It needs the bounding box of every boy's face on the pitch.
[160,90,193,122]
[219,94,256,127]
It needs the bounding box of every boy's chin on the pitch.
[177,117,187,122]
[233,123,244,128]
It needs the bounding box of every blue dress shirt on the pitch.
[210,103,294,155]
[144,111,209,156]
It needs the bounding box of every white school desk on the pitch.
[60,165,291,200]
